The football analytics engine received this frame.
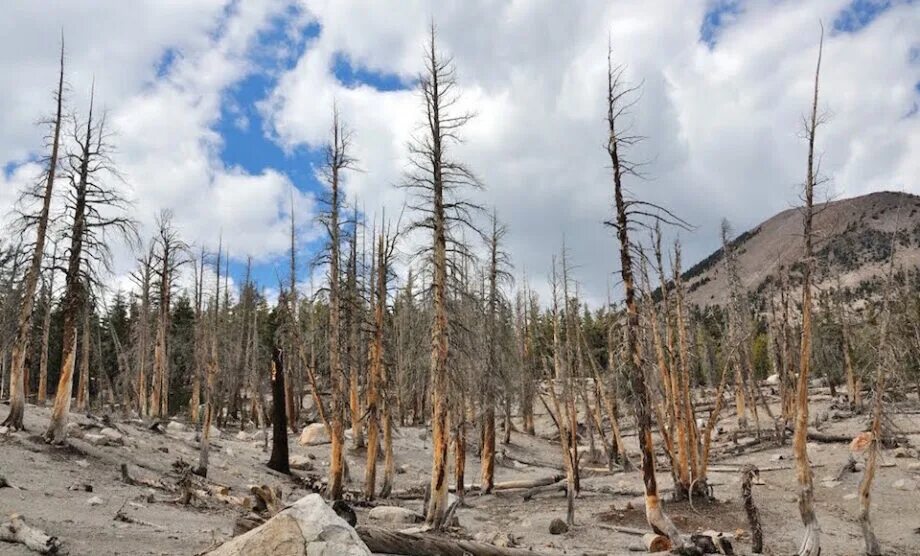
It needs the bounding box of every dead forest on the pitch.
[3,25,920,556]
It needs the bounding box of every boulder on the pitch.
[290,456,314,471]
[299,423,330,446]
[367,506,422,525]
[207,493,370,556]
[765,373,780,386]
[236,431,251,442]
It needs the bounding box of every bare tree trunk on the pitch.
[45,87,99,444]
[793,26,824,556]
[75,302,91,412]
[606,48,681,545]
[324,106,354,501]
[3,39,65,430]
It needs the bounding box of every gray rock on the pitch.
[299,423,330,446]
[367,506,422,525]
[290,455,314,471]
[87,496,104,506]
[549,518,568,535]
[166,421,187,434]
[206,493,370,556]
[100,427,124,443]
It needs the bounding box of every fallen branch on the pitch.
[0,514,61,554]
[740,465,763,554]
[356,525,551,556]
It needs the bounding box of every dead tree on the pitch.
[402,24,484,530]
[196,241,223,477]
[130,245,155,418]
[480,212,511,494]
[45,85,135,443]
[365,218,401,500]
[267,347,291,474]
[149,210,186,418]
[856,205,903,556]
[603,46,683,546]
[2,38,65,430]
[791,25,825,556]
[36,244,58,405]
[319,104,356,500]
[347,208,365,448]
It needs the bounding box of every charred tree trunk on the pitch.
[267,347,291,474]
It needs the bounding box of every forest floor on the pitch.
[2,393,920,555]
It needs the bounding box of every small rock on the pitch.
[299,423,330,446]
[893,479,917,491]
[396,464,408,475]
[84,433,108,446]
[0,426,9,435]
[76,459,90,468]
[549,518,568,535]
[907,462,920,472]
[100,427,124,443]
[770,454,785,462]
[843,493,858,500]
[290,455,314,471]
[65,422,83,438]
[225,448,235,458]
[368,506,422,525]
[166,421,187,434]
[158,447,169,453]
[236,431,251,442]
[69,482,93,492]
[821,480,841,489]
[893,447,915,458]
[87,496,104,506]
[333,500,357,527]
[765,373,780,386]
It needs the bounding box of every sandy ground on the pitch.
[2,396,920,556]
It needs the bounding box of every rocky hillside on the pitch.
[684,191,920,307]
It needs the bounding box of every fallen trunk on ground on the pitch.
[356,525,551,556]
[0,514,61,554]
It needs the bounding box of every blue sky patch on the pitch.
[700,0,742,49]
[833,0,892,33]
[332,53,409,92]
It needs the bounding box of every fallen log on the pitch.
[740,465,762,554]
[356,525,551,556]
[0,514,61,554]
[522,480,565,501]
[642,533,671,552]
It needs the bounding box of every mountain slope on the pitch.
[684,191,920,307]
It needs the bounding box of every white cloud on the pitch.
[1,0,320,294]
[2,0,917,306]
[262,0,919,304]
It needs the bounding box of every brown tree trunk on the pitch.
[45,88,96,444]
[3,40,65,430]
[793,26,824,556]
[606,49,680,545]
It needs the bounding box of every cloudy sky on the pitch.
[1,0,917,305]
